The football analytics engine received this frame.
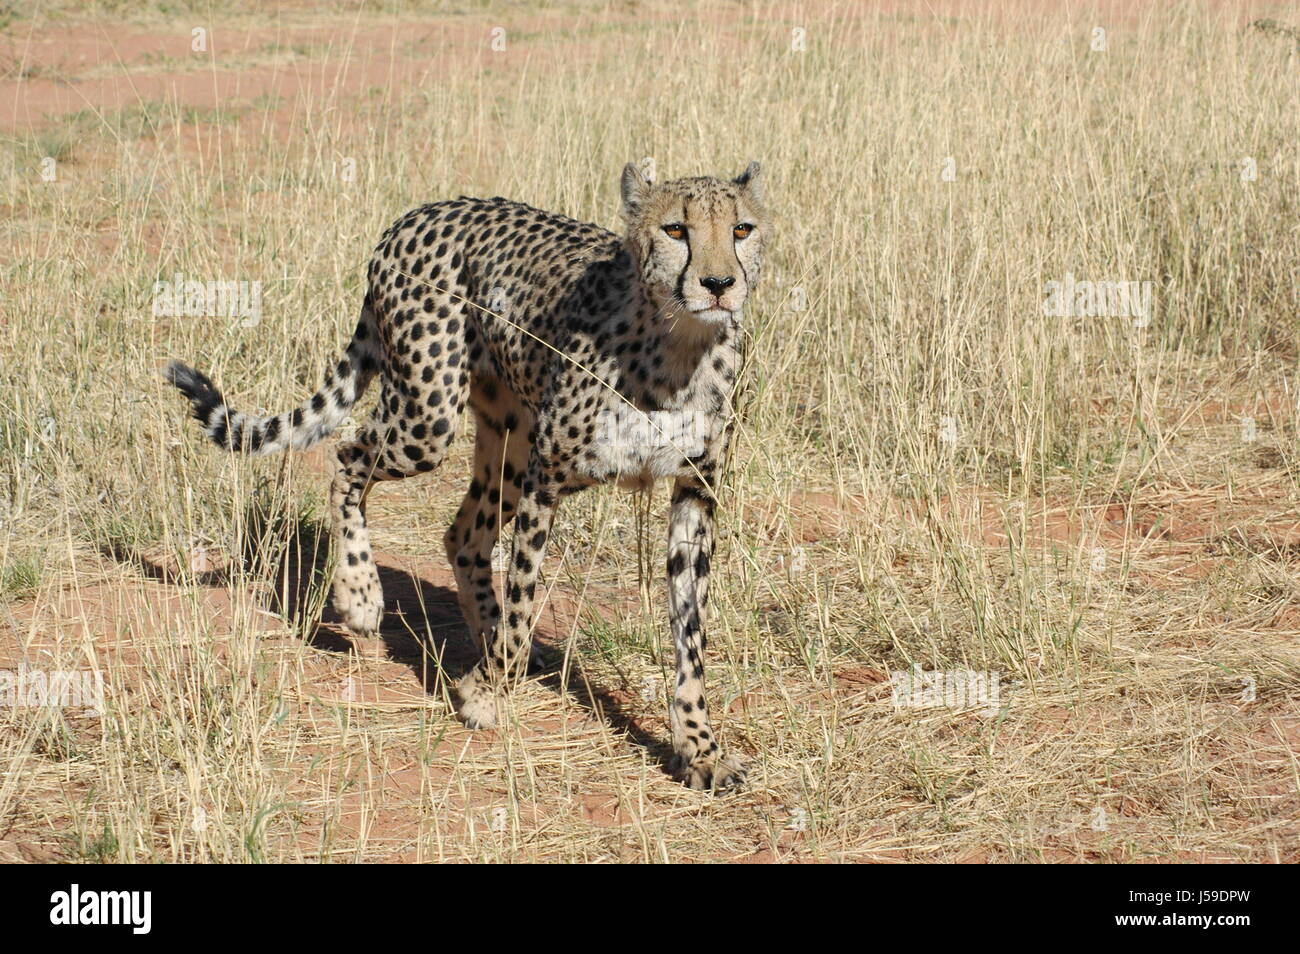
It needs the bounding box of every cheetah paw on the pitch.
[336,596,383,636]
[457,689,499,730]
[673,751,748,792]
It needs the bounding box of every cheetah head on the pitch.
[620,161,768,324]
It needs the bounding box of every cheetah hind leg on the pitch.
[329,440,386,636]
[329,418,438,636]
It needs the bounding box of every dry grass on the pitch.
[1,0,1298,863]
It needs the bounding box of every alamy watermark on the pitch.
[0,665,104,716]
[597,405,711,454]
[890,665,1001,718]
[50,884,150,934]
[151,273,263,327]
[1042,272,1153,325]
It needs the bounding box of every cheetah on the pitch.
[164,161,768,790]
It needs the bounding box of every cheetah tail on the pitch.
[163,303,381,456]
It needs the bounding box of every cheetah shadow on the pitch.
[259,511,677,774]
[260,515,475,678]
[103,506,674,774]
[98,513,472,674]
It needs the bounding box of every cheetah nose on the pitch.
[699,276,735,295]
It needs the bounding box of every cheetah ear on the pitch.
[734,160,763,203]
[620,161,651,219]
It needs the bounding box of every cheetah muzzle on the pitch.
[164,161,769,792]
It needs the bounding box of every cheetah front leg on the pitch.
[666,476,746,790]
[455,454,560,729]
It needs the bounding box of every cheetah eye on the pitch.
[662,223,687,241]
[733,223,754,241]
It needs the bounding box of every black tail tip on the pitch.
[164,360,213,399]
[163,360,225,427]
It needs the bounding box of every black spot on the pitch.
[694,551,710,577]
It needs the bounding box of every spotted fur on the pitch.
[165,162,768,790]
